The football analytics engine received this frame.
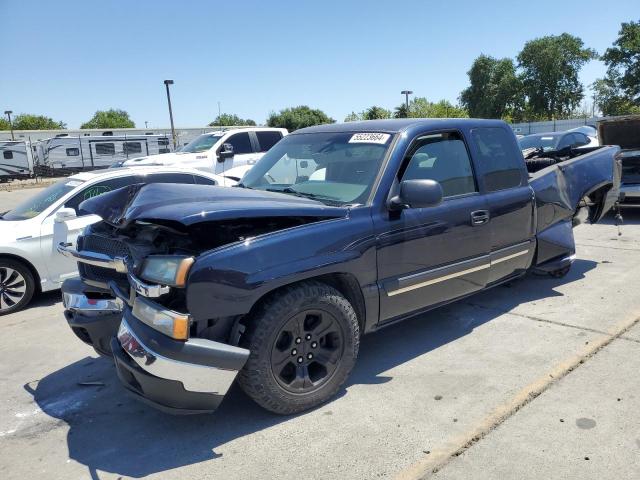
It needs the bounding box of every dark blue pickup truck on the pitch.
[59,119,621,415]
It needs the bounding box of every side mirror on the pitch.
[218,143,234,162]
[54,207,77,222]
[388,179,443,210]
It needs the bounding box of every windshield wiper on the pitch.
[266,187,318,199]
[235,182,252,189]
[266,187,344,205]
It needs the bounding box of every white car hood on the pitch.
[123,151,203,167]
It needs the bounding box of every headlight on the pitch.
[139,255,194,287]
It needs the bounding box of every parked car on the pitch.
[0,166,234,315]
[518,130,598,152]
[598,115,640,207]
[121,127,288,174]
[60,119,620,415]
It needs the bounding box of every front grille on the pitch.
[79,234,130,287]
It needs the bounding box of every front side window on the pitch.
[3,150,13,160]
[225,132,253,155]
[94,143,115,155]
[471,127,524,192]
[242,132,393,205]
[402,132,476,198]
[65,177,136,215]
[256,131,283,152]
[66,148,80,156]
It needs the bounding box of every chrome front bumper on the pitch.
[117,317,245,394]
[57,242,128,273]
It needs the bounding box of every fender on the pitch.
[185,208,377,323]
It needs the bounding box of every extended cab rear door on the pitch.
[374,130,491,323]
[468,126,535,285]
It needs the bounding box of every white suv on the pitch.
[122,127,288,174]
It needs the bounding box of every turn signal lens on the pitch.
[132,297,190,340]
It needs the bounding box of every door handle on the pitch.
[470,210,490,226]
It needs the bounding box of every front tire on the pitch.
[238,281,360,415]
[0,259,35,315]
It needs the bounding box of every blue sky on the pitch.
[0,0,636,128]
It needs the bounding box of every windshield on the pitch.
[241,132,393,205]
[180,134,223,153]
[2,179,82,220]
[518,134,561,151]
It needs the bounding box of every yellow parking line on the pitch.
[392,310,640,480]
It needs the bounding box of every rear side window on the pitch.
[225,132,253,154]
[256,131,283,152]
[471,127,524,192]
[402,132,476,198]
[65,176,138,215]
[194,175,218,185]
[146,173,196,184]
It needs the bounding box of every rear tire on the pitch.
[0,259,35,316]
[238,281,359,415]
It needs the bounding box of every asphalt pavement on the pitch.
[0,187,638,480]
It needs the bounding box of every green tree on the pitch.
[407,97,468,118]
[362,106,391,120]
[344,111,362,122]
[81,109,135,129]
[209,113,256,127]
[594,20,640,116]
[517,33,597,120]
[8,114,66,130]
[0,118,11,130]
[267,105,334,131]
[394,103,409,118]
[593,77,640,116]
[460,55,523,119]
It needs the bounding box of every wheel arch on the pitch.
[0,253,42,292]
[238,272,367,339]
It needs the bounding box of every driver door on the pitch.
[374,131,491,323]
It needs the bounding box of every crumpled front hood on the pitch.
[79,183,349,228]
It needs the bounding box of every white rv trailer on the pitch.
[33,133,171,175]
[0,141,35,182]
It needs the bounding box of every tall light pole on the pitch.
[401,90,413,111]
[163,80,176,149]
[4,110,14,140]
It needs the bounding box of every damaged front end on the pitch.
[59,182,347,413]
[528,145,622,273]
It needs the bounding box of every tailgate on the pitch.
[529,145,621,232]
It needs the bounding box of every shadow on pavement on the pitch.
[29,259,596,479]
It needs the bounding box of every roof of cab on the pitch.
[293,118,509,134]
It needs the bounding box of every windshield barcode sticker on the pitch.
[349,133,390,144]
